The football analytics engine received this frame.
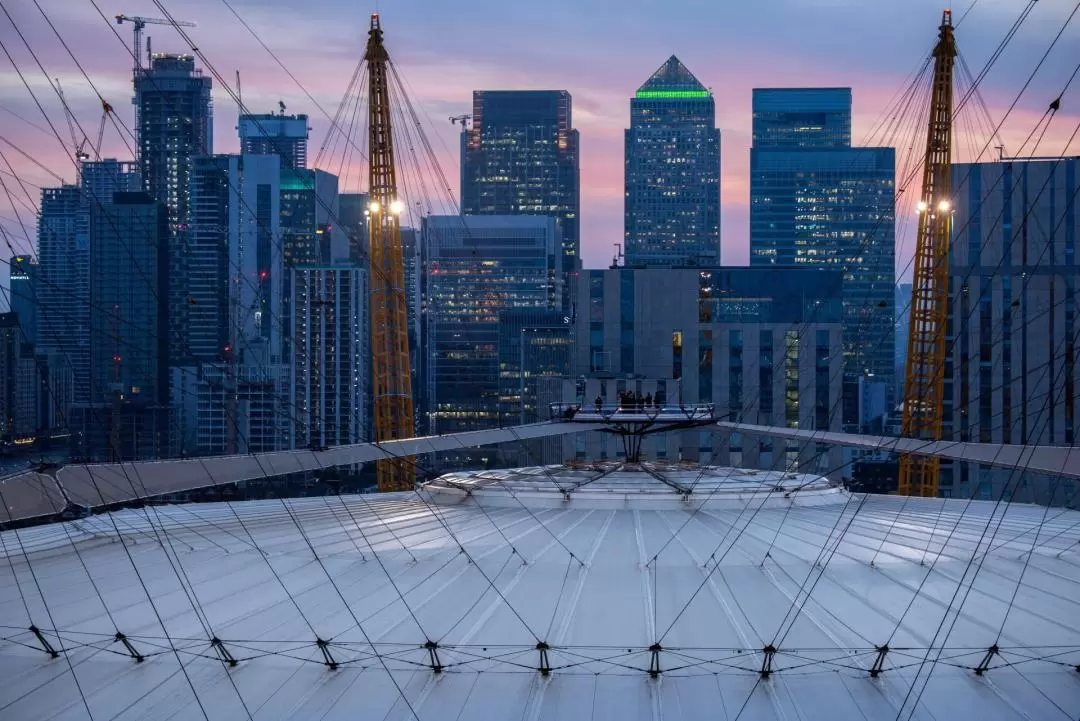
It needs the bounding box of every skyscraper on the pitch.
[175,154,287,456]
[0,312,37,440]
[422,216,560,445]
[749,88,895,424]
[624,56,721,267]
[135,53,212,362]
[238,112,309,170]
[461,90,579,307]
[36,184,87,413]
[82,191,169,460]
[943,157,1080,505]
[87,192,169,405]
[281,169,340,268]
[292,266,367,451]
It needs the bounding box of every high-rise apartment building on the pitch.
[87,192,169,404]
[291,266,367,450]
[555,267,844,473]
[943,157,1080,505]
[36,184,88,417]
[749,88,896,425]
[175,154,287,456]
[135,53,212,362]
[7,256,37,345]
[187,155,284,361]
[280,170,341,267]
[461,90,579,307]
[338,192,369,265]
[624,56,721,267]
[0,312,38,440]
[238,112,309,170]
[422,216,560,443]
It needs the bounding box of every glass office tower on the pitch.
[461,90,579,309]
[624,56,721,267]
[749,88,895,424]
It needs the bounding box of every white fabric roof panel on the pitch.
[2,464,1080,720]
[0,421,604,523]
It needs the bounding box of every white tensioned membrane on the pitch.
[4,419,1080,524]
[2,461,1080,720]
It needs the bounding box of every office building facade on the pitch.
[238,112,309,170]
[462,90,579,306]
[556,267,844,474]
[422,216,560,442]
[496,309,571,426]
[943,157,1080,505]
[749,88,896,424]
[624,56,721,267]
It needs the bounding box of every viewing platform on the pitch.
[548,403,716,424]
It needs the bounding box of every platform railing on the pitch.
[548,402,715,421]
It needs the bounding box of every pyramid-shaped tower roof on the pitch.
[635,55,710,98]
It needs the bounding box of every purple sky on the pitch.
[1,0,1078,276]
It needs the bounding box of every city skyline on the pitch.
[1,0,1077,276]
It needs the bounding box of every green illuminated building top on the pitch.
[634,89,710,99]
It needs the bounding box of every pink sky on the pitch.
[1,0,1078,279]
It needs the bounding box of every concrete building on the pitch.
[624,56,721,267]
[943,157,1080,504]
[749,88,896,425]
[548,267,845,475]
[422,216,560,446]
[461,90,579,308]
[238,112,309,170]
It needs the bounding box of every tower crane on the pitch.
[115,14,196,73]
[366,14,416,492]
[899,9,957,498]
[449,114,472,129]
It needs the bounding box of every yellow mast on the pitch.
[899,9,957,497]
[366,13,415,491]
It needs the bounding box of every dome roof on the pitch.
[2,463,1079,720]
[423,461,841,509]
